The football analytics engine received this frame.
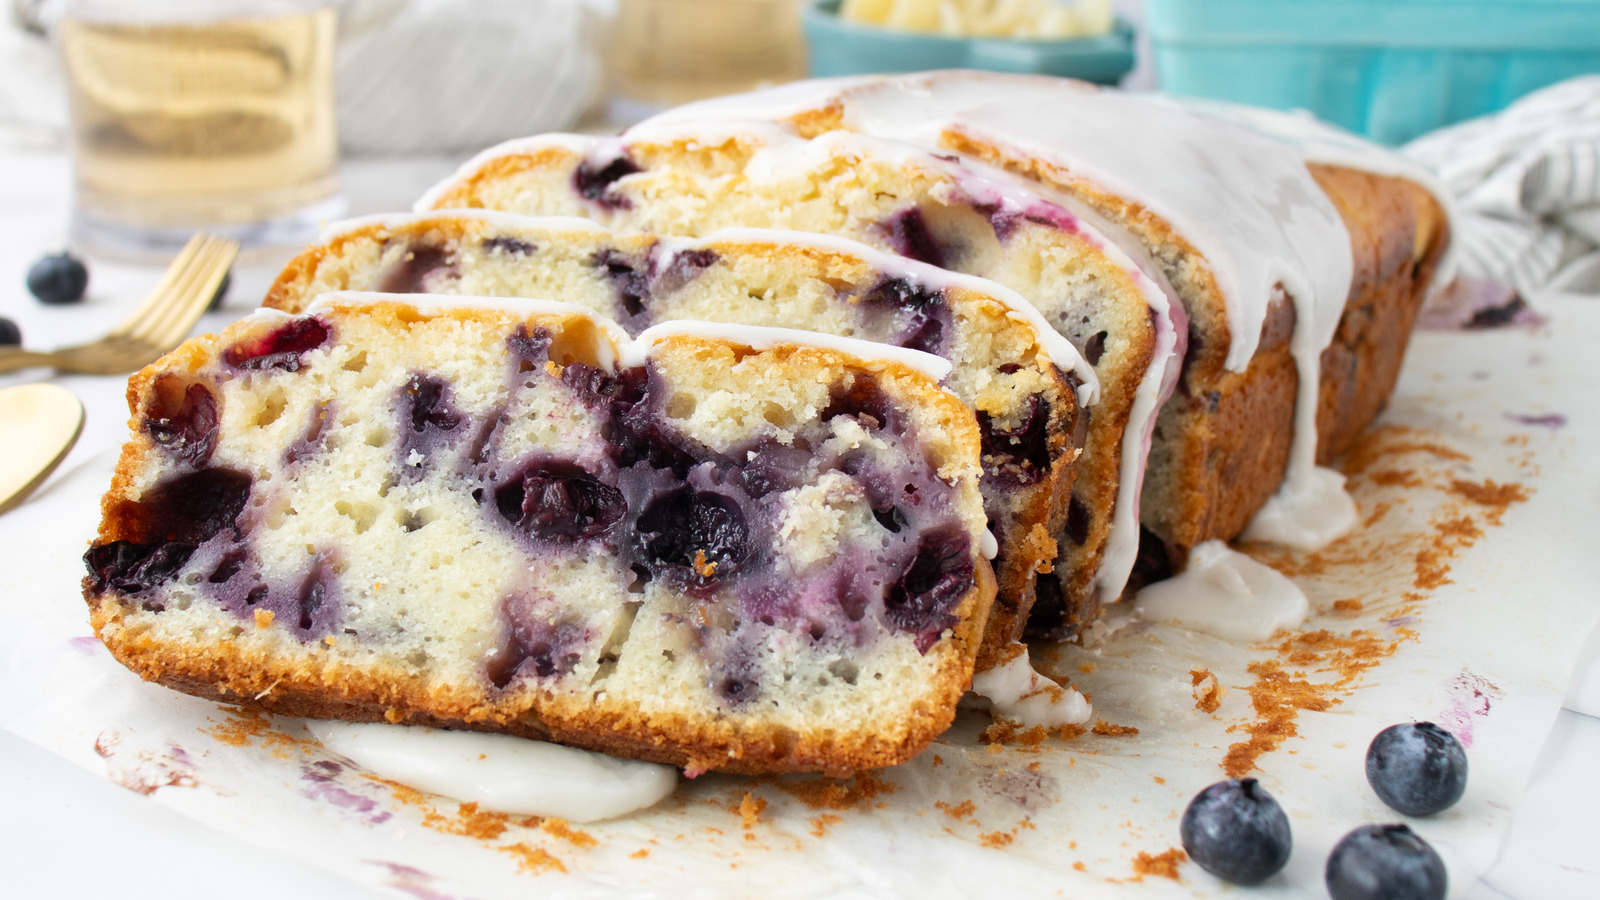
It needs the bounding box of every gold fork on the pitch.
[0,234,238,376]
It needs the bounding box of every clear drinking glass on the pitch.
[56,0,344,258]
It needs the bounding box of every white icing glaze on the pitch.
[1176,97,1458,287]
[626,318,955,383]
[303,720,677,822]
[320,209,609,243]
[968,644,1092,726]
[649,73,1369,560]
[1240,464,1358,551]
[305,291,630,371]
[1133,539,1309,642]
[678,226,1098,401]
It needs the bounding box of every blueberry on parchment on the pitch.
[1180,778,1292,885]
[1326,823,1447,900]
[1366,722,1468,816]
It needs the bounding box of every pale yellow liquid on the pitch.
[611,0,807,106]
[60,9,338,230]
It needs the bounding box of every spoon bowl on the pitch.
[0,383,86,515]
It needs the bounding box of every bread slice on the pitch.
[262,213,1086,667]
[84,295,994,776]
[416,123,1182,642]
[651,71,1450,609]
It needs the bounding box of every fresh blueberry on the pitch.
[26,251,89,305]
[1179,778,1292,885]
[0,316,20,346]
[1366,722,1468,816]
[1325,823,1447,900]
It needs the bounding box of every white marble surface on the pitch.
[1,148,1597,898]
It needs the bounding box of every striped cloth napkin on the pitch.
[1405,77,1600,296]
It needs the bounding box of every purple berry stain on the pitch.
[223,318,331,372]
[884,208,947,268]
[590,249,650,320]
[397,373,465,477]
[885,527,973,652]
[144,377,220,467]
[860,277,950,356]
[978,394,1052,485]
[573,156,640,210]
[376,244,455,294]
[635,488,751,591]
[493,461,625,543]
[487,594,590,688]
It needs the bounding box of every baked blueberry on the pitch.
[1179,778,1292,885]
[0,316,20,346]
[1366,722,1468,816]
[1325,823,1446,900]
[27,251,89,305]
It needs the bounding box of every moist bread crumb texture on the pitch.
[424,130,1160,647]
[265,216,1085,667]
[85,300,993,775]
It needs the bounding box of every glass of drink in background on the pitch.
[56,0,343,259]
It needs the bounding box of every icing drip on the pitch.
[1133,540,1309,642]
[304,721,677,822]
[1241,464,1358,551]
[969,644,1092,727]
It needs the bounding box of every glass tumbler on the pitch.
[56,0,344,258]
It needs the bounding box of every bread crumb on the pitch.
[809,814,841,837]
[1332,598,1363,613]
[774,771,896,810]
[630,848,650,859]
[1189,668,1223,713]
[501,842,566,874]
[541,818,597,848]
[1078,662,1097,674]
[979,830,1015,848]
[253,609,274,629]
[737,792,767,829]
[936,800,976,820]
[1073,861,1086,872]
[693,549,718,578]
[1131,847,1186,881]
[1092,720,1139,737]
[544,360,563,377]
[1152,775,1165,785]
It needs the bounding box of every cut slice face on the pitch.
[266,214,1087,666]
[85,296,993,775]
[417,123,1184,638]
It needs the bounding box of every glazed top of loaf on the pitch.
[643,70,1366,376]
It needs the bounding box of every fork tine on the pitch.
[124,236,224,346]
[106,234,207,341]
[128,237,239,351]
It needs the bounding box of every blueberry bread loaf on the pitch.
[650,72,1451,617]
[416,124,1183,642]
[84,295,994,775]
[263,213,1087,667]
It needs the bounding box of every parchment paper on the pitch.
[3,297,1596,900]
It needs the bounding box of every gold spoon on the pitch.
[0,383,86,516]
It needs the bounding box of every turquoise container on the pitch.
[802,0,1136,84]
[1147,0,1600,144]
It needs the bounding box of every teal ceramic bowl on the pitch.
[802,0,1136,84]
[1147,0,1600,144]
